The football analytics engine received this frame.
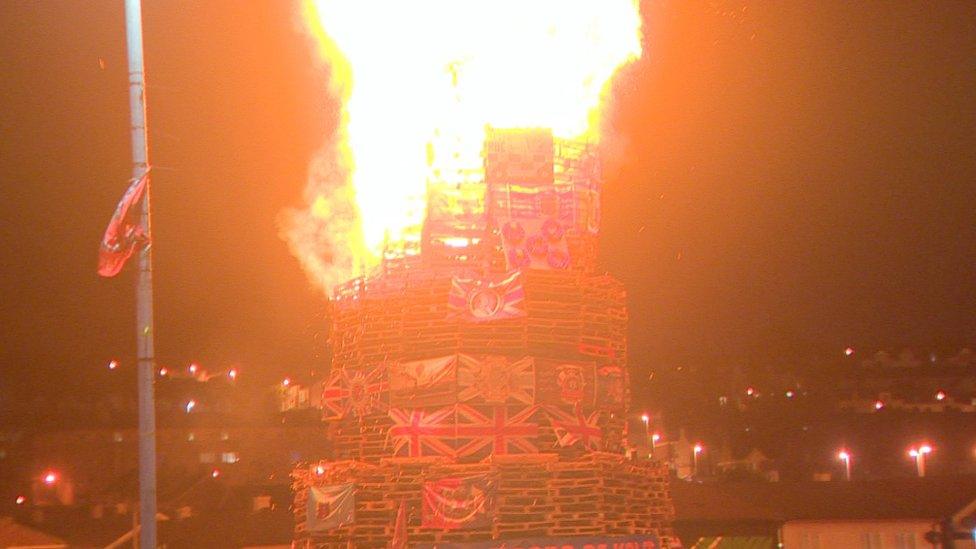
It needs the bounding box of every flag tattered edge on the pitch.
[97,169,150,277]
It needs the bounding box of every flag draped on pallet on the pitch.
[545,405,602,450]
[454,404,539,458]
[536,362,595,407]
[390,355,457,407]
[448,271,526,322]
[321,366,389,420]
[457,355,535,405]
[595,364,626,410]
[307,483,355,532]
[97,170,150,277]
[387,407,457,458]
[498,217,571,270]
[421,475,494,530]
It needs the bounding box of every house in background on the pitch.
[672,476,976,548]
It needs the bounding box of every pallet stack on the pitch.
[292,130,676,548]
[292,455,677,548]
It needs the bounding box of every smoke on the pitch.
[278,135,362,297]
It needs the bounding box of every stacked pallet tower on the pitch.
[292,128,677,548]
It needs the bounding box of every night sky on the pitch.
[1,1,974,399]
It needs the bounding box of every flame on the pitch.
[284,0,642,294]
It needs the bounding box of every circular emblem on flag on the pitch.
[547,248,570,269]
[468,287,502,319]
[541,219,564,242]
[502,221,525,244]
[526,235,548,257]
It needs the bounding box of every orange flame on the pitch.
[284,0,642,294]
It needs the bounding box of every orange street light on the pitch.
[837,450,852,481]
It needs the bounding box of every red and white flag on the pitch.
[97,171,150,277]
[457,355,534,405]
[387,407,457,458]
[448,271,526,322]
[421,475,493,530]
[545,405,602,450]
[390,499,408,549]
[498,217,570,271]
[454,404,539,458]
[390,356,457,407]
[321,366,388,420]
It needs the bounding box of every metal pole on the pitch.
[124,0,157,546]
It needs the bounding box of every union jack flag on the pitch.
[387,407,457,458]
[545,405,602,450]
[457,355,534,405]
[448,271,526,323]
[454,404,539,458]
[321,366,388,420]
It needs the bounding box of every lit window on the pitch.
[187,432,195,442]
[113,432,123,443]
[199,453,216,464]
[221,452,239,464]
[220,431,229,441]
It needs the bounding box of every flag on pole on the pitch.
[97,170,150,277]
[390,498,409,549]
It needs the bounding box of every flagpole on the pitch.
[125,0,157,546]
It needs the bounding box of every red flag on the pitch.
[545,404,602,450]
[421,475,493,530]
[390,499,408,549]
[448,271,526,322]
[97,171,150,277]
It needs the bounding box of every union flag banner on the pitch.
[321,366,388,420]
[448,271,526,323]
[545,405,602,450]
[387,407,457,458]
[536,361,595,407]
[97,170,150,277]
[457,355,534,405]
[390,356,457,407]
[595,364,627,411]
[454,404,539,459]
[498,217,571,270]
[421,475,494,530]
[307,483,355,532]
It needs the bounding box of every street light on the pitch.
[837,449,852,481]
[43,471,58,485]
[908,444,932,477]
[693,443,703,476]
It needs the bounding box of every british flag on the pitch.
[454,404,539,458]
[321,366,388,420]
[387,407,457,458]
[448,271,526,323]
[544,405,602,450]
[457,355,534,405]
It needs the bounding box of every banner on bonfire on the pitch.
[457,355,534,405]
[388,407,457,458]
[498,217,571,270]
[536,361,595,407]
[454,404,539,459]
[421,474,494,530]
[412,533,664,549]
[306,483,355,532]
[321,366,388,420]
[544,404,603,451]
[390,356,457,407]
[448,271,526,323]
[595,364,627,411]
